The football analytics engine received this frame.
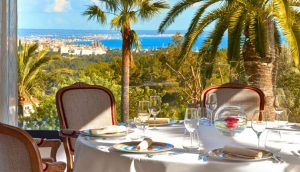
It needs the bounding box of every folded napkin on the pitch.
[90,125,127,135]
[148,118,170,125]
[223,145,263,159]
[137,138,153,151]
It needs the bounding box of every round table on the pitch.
[74,124,300,172]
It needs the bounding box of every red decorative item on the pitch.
[224,117,239,129]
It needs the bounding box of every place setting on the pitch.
[74,92,300,172]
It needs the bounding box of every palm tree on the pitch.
[18,42,68,115]
[83,0,169,122]
[159,0,300,116]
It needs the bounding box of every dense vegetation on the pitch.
[19,34,300,130]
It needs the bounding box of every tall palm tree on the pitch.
[83,0,169,122]
[159,0,300,116]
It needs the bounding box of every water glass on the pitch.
[184,108,199,149]
[205,92,218,125]
[127,119,141,140]
[265,130,282,155]
[182,131,200,151]
[137,101,151,137]
[275,108,289,128]
[149,96,161,129]
[251,110,268,148]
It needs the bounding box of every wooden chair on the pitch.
[0,123,66,172]
[201,83,265,120]
[34,138,61,162]
[56,82,117,172]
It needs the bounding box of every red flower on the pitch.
[224,117,239,129]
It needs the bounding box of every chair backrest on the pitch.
[56,82,117,151]
[202,83,265,120]
[0,123,43,172]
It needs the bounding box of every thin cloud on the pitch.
[46,0,71,13]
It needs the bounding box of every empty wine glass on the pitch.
[149,96,161,130]
[275,108,289,128]
[265,130,282,160]
[251,110,268,148]
[274,88,286,112]
[205,92,218,125]
[184,108,199,149]
[137,101,151,138]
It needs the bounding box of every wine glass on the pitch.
[251,110,268,148]
[265,130,282,160]
[274,88,286,112]
[184,108,199,149]
[149,96,161,130]
[205,92,218,125]
[137,101,151,138]
[275,108,289,128]
[274,88,288,128]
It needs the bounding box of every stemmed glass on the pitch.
[205,92,218,125]
[265,130,283,161]
[251,110,268,148]
[149,96,161,130]
[274,88,288,128]
[184,108,199,149]
[137,101,151,138]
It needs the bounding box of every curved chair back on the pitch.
[202,83,265,120]
[0,123,43,172]
[56,82,117,171]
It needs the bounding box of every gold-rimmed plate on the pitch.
[113,141,174,153]
[208,148,273,162]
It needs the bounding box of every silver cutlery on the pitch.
[145,152,177,158]
[272,155,284,163]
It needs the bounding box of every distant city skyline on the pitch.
[18,0,204,31]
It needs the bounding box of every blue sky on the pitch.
[18,0,201,30]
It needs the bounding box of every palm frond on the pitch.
[177,7,228,68]
[128,11,138,23]
[138,0,169,20]
[129,30,141,49]
[99,0,119,12]
[83,5,107,24]
[200,18,228,60]
[228,7,245,61]
[185,0,222,41]
[254,16,268,58]
[158,0,200,33]
[274,0,300,66]
[24,55,59,87]
[111,15,123,28]
[288,0,300,7]
[292,23,300,65]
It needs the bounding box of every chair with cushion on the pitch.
[0,123,66,172]
[201,83,265,120]
[56,82,117,172]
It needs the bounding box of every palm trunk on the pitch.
[121,23,131,123]
[243,19,277,120]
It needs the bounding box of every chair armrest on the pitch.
[60,129,80,138]
[34,138,61,161]
[43,162,66,172]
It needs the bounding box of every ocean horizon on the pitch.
[18,29,228,50]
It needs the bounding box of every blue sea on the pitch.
[18,29,228,50]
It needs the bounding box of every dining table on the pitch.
[73,122,300,172]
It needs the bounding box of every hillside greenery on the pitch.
[19,34,300,130]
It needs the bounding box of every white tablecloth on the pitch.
[74,124,300,172]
